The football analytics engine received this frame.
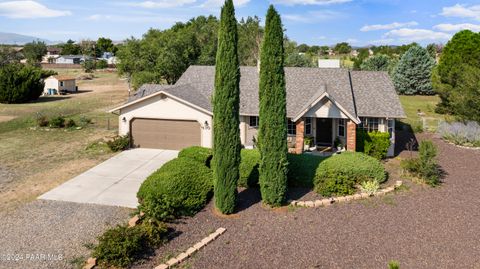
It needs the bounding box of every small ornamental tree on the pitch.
[360,54,391,72]
[212,0,241,214]
[393,45,435,95]
[258,5,288,206]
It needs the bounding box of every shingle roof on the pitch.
[350,71,406,118]
[124,65,405,119]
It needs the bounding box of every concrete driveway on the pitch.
[39,148,178,208]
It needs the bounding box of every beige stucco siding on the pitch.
[43,78,76,94]
[119,93,213,148]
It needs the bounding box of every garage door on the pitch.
[131,118,201,150]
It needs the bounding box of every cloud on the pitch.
[127,0,196,8]
[272,0,351,5]
[86,13,184,24]
[368,38,395,45]
[360,21,418,32]
[0,0,71,18]
[284,10,343,23]
[441,4,480,20]
[200,0,250,8]
[433,23,480,32]
[384,28,451,42]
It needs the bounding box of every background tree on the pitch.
[307,45,320,55]
[96,37,117,56]
[212,0,241,214]
[393,45,435,95]
[352,48,370,70]
[238,16,263,66]
[0,46,21,66]
[285,53,314,67]
[334,42,351,54]
[433,30,480,114]
[79,39,98,57]
[23,41,47,64]
[426,43,437,59]
[60,39,81,55]
[297,43,309,53]
[448,64,480,122]
[360,54,391,71]
[258,5,288,207]
[116,38,143,92]
[319,46,330,56]
[0,63,52,103]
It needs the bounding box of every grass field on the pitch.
[398,95,447,132]
[0,69,129,212]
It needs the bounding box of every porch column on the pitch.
[295,118,305,154]
[346,120,356,152]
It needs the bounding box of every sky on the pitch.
[0,0,480,46]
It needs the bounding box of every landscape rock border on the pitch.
[154,227,227,269]
[290,181,403,208]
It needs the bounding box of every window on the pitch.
[388,119,394,138]
[287,119,296,135]
[60,81,64,87]
[359,117,379,132]
[338,119,345,137]
[249,116,259,128]
[305,117,312,135]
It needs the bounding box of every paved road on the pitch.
[39,149,178,208]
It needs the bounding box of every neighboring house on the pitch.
[43,76,76,95]
[55,55,91,64]
[318,59,341,68]
[350,49,359,57]
[99,52,117,65]
[109,66,405,156]
[42,47,62,63]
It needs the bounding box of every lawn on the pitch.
[0,69,129,212]
[398,95,447,132]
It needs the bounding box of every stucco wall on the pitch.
[119,93,213,148]
[43,78,76,94]
[304,98,348,119]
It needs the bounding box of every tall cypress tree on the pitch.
[212,0,241,214]
[258,5,288,206]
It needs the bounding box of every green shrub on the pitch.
[238,149,261,187]
[49,116,65,128]
[36,115,49,127]
[388,260,400,269]
[357,130,391,160]
[65,119,77,128]
[401,140,440,186]
[107,135,130,152]
[137,158,213,222]
[287,154,325,188]
[178,146,213,167]
[79,115,92,126]
[0,63,46,104]
[314,152,387,197]
[96,59,108,69]
[360,180,380,196]
[93,221,167,268]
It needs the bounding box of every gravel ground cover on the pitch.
[133,134,480,269]
[0,166,15,189]
[0,200,132,269]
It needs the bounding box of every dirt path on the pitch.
[133,134,480,269]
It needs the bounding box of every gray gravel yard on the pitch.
[0,200,132,269]
[133,134,480,269]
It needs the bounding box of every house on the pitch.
[109,66,405,156]
[42,47,62,63]
[43,76,77,95]
[99,52,117,65]
[55,55,91,64]
[318,59,340,68]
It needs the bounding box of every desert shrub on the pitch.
[360,180,380,196]
[356,130,391,160]
[82,59,96,73]
[137,158,213,222]
[287,154,325,188]
[238,149,260,187]
[107,135,130,152]
[401,140,441,186]
[79,115,92,126]
[96,59,108,69]
[93,221,167,268]
[178,146,213,167]
[438,121,480,147]
[36,115,49,127]
[314,152,386,197]
[65,119,77,128]
[49,116,65,128]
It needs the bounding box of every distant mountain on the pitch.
[0,32,57,45]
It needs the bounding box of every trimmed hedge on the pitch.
[357,130,391,160]
[178,146,213,167]
[314,152,387,197]
[238,149,260,187]
[137,158,213,221]
[287,154,325,188]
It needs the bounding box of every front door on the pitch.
[316,118,332,146]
